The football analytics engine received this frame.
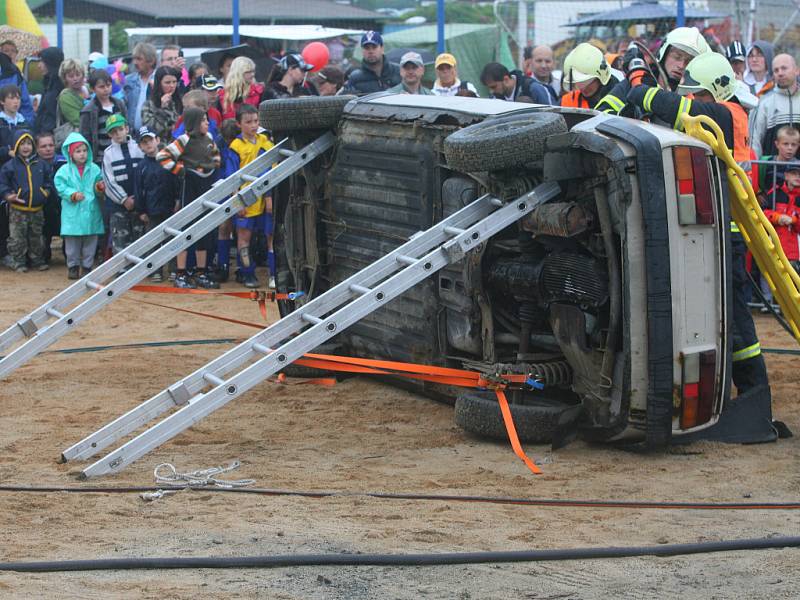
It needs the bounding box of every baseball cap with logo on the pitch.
[200,74,222,91]
[400,51,424,68]
[360,31,384,47]
[435,53,457,68]
[279,53,313,72]
[137,126,157,141]
[784,158,800,173]
[105,113,127,134]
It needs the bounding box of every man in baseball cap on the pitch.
[388,51,434,95]
[342,30,401,95]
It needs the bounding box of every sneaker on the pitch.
[268,276,276,289]
[215,265,230,283]
[15,265,28,273]
[150,271,164,283]
[234,269,245,284]
[67,266,79,279]
[195,271,220,289]
[244,274,260,289]
[174,273,196,289]
[34,263,49,271]
[168,271,177,282]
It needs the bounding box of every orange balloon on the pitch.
[302,41,330,73]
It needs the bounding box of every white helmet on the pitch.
[562,43,611,92]
[658,27,711,62]
[677,52,736,101]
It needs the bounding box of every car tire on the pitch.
[443,112,568,173]
[454,390,574,444]
[259,95,356,133]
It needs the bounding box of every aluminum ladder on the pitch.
[62,182,561,478]
[0,133,335,380]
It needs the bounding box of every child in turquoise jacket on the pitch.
[55,132,105,279]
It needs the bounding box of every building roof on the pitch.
[71,0,382,22]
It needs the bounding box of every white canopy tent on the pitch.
[125,24,364,42]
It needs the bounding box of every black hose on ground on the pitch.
[0,485,798,510]
[1,536,798,572]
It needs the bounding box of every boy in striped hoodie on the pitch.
[157,106,221,289]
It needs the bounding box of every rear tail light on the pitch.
[680,350,717,429]
[673,147,714,225]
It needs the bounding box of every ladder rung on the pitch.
[202,372,225,387]
[202,200,219,210]
[164,227,182,237]
[124,253,144,265]
[444,226,465,236]
[279,149,295,157]
[396,255,417,266]
[252,343,271,354]
[350,284,371,295]
[85,280,102,291]
[46,307,64,319]
[301,314,323,325]
[489,198,504,207]
[240,174,258,183]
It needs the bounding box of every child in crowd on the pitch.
[0,131,53,272]
[757,125,800,206]
[134,126,179,282]
[157,106,220,289]
[172,89,220,139]
[102,113,144,257]
[764,160,800,275]
[36,132,66,264]
[212,117,240,282]
[226,104,275,288]
[80,69,127,163]
[57,59,88,130]
[54,132,105,279]
[0,84,31,165]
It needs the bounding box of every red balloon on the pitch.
[302,41,330,72]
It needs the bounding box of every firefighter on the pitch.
[596,26,710,116]
[626,51,768,393]
[560,43,620,110]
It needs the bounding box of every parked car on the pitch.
[259,93,731,448]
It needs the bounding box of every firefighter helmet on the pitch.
[562,43,611,91]
[677,52,736,101]
[658,27,711,62]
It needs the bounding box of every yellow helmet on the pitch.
[562,43,611,92]
[658,27,711,62]
[677,52,736,101]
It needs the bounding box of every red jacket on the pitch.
[764,182,800,260]
[217,83,264,121]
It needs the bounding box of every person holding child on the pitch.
[157,106,221,289]
[141,66,183,142]
[225,104,275,288]
[102,113,144,257]
[80,69,127,163]
[134,126,179,283]
[0,131,54,272]
[55,133,105,279]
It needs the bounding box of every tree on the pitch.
[110,20,136,57]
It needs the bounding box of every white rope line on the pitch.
[153,460,256,489]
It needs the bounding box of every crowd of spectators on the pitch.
[1,30,799,297]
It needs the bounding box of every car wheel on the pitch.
[454,390,575,444]
[443,112,568,173]
[259,95,356,134]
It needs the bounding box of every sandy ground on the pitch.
[0,258,798,599]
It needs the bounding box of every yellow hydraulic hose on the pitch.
[682,113,800,344]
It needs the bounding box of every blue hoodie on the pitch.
[0,130,53,211]
[54,132,105,236]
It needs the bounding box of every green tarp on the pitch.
[355,23,513,97]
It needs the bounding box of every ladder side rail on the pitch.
[62,193,499,461]
[0,136,334,378]
[80,183,560,477]
[0,141,288,354]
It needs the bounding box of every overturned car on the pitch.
[260,93,733,448]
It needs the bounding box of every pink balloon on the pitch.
[302,42,330,73]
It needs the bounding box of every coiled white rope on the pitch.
[140,461,256,500]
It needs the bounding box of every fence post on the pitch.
[676,0,685,27]
[56,0,64,49]
[233,0,240,45]
[437,0,445,53]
